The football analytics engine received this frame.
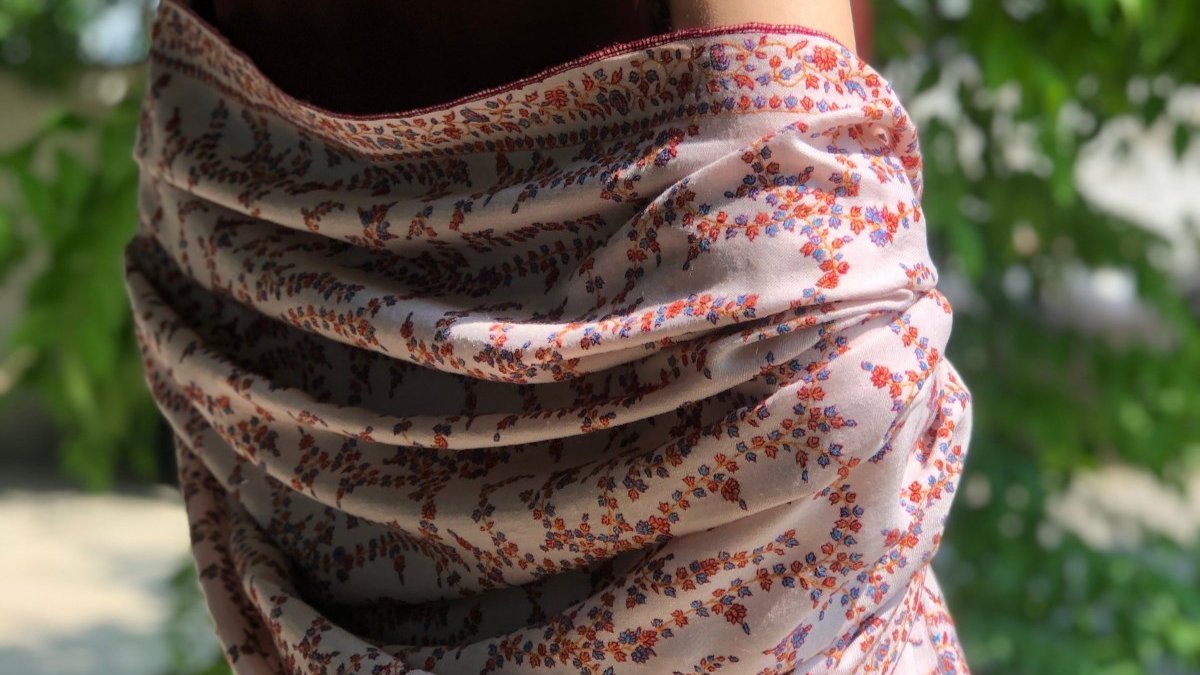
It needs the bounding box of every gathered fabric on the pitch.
[125,1,973,673]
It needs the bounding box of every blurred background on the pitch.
[0,1,1197,673]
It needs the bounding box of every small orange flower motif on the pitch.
[812,46,840,71]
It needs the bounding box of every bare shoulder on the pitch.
[667,0,858,53]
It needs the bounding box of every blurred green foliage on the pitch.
[875,0,1200,673]
[0,0,160,490]
[0,0,93,83]
[0,1,1198,674]
[0,102,163,490]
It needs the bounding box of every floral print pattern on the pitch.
[124,1,973,673]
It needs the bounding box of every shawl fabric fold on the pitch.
[126,1,973,672]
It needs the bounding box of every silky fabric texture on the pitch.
[125,1,973,673]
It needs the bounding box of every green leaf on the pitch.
[1173,123,1192,160]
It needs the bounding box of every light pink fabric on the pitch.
[125,1,973,672]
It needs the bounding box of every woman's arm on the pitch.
[667,0,860,55]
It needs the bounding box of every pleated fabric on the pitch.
[125,1,973,672]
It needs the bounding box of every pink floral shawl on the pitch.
[125,1,973,672]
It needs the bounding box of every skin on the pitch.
[668,0,859,54]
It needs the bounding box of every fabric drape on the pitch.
[125,2,973,672]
